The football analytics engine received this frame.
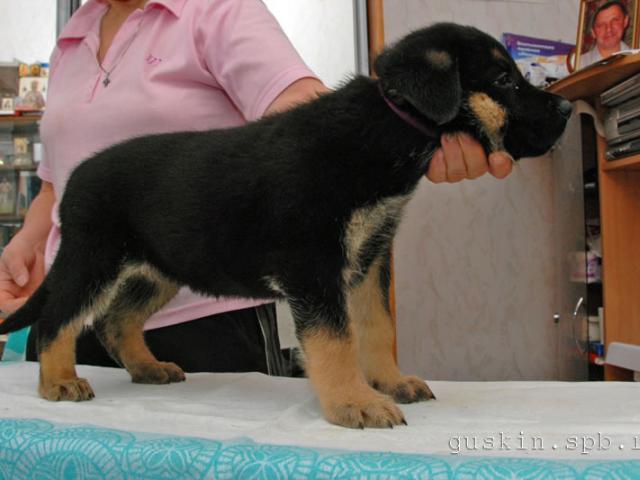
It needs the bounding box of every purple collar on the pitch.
[380,89,441,139]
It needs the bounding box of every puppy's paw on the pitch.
[129,361,186,384]
[39,377,95,402]
[324,393,406,429]
[372,375,436,404]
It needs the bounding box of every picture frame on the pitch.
[17,171,41,216]
[13,137,31,167]
[575,0,640,70]
[0,224,20,252]
[0,135,13,168]
[0,97,14,115]
[0,64,19,99]
[16,76,47,111]
[0,171,17,216]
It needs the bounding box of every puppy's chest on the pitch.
[342,195,409,284]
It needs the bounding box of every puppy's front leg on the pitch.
[294,298,405,428]
[349,255,435,403]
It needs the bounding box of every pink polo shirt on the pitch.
[38,0,317,330]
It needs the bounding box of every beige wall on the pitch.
[383,0,579,45]
[384,0,581,380]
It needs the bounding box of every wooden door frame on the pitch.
[367,0,386,71]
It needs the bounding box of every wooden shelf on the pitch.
[549,54,640,172]
[0,165,37,172]
[553,59,640,380]
[547,53,640,101]
[0,114,42,124]
[603,153,640,171]
[0,216,25,224]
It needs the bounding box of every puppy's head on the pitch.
[375,23,571,159]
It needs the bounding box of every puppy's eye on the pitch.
[493,73,514,88]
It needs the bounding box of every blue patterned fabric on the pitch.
[1,327,30,362]
[0,419,639,479]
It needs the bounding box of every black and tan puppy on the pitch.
[1,23,570,428]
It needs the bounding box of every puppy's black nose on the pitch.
[555,99,572,119]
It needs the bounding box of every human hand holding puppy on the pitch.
[429,132,514,182]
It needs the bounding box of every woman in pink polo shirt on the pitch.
[0,0,513,373]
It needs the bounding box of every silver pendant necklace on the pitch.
[98,17,143,88]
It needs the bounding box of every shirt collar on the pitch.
[57,0,186,42]
[146,0,187,18]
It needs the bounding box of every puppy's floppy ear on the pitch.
[375,46,462,125]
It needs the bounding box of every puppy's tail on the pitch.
[0,283,49,334]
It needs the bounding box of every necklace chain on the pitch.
[98,17,143,87]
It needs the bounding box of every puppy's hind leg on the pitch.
[291,287,405,429]
[36,240,121,401]
[93,263,185,384]
[37,317,95,402]
[349,254,435,404]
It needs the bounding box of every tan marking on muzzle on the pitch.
[468,92,506,150]
[425,49,452,69]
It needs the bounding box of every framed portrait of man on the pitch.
[576,0,639,70]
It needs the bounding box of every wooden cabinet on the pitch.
[549,55,640,380]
